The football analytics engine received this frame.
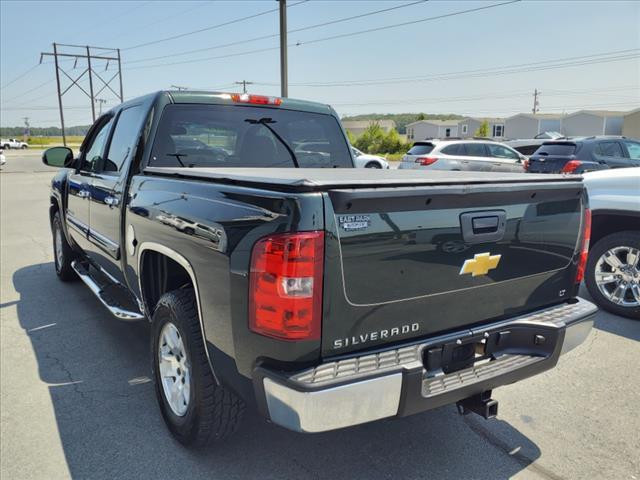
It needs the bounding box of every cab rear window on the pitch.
[149,104,352,168]
[407,143,434,155]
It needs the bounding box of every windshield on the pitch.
[149,104,353,168]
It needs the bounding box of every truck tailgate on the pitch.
[321,179,586,357]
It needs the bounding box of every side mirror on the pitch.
[42,147,75,168]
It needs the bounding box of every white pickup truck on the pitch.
[1,138,28,149]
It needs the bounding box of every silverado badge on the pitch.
[459,252,501,277]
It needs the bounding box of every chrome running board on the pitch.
[71,260,144,321]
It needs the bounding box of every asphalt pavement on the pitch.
[1,150,639,479]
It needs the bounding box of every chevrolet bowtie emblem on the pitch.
[459,252,501,277]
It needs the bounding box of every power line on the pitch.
[0,64,42,90]
[124,0,426,65]
[252,49,640,88]
[125,0,520,70]
[122,0,308,52]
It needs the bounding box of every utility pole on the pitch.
[532,88,540,114]
[22,117,30,142]
[234,80,253,94]
[40,43,124,145]
[279,0,288,98]
[95,98,107,115]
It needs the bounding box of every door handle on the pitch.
[78,190,90,199]
[104,196,120,207]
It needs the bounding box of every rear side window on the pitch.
[596,141,624,158]
[407,143,434,155]
[150,104,352,168]
[104,105,145,173]
[441,144,463,155]
[461,143,487,157]
[534,143,577,156]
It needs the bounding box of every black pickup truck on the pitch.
[43,91,597,447]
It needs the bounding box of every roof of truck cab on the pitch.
[144,167,581,192]
[163,90,334,115]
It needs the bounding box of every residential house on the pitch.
[457,117,505,139]
[622,108,640,139]
[341,119,396,138]
[406,120,459,141]
[504,113,564,139]
[561,110,625,137]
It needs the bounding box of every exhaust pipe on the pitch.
[456,391,498,419]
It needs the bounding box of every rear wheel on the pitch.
[52,212,77,281]
[585,231,640,319]
[151,288,245,446]
[21,144,27,149]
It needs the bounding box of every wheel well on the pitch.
[365,161,379,168]
[139,250,194,315]
[590,213,640,248]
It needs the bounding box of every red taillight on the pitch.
[575,208,591,283]
[249,231,324,340]
[416,157,438,166]
[231,93,282,106]
[561,160,582,173]
[523,159,530,171]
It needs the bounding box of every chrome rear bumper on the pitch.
[256,298,597,433]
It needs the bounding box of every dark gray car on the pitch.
[527,136,640,173]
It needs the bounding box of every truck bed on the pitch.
[144,167,579,192]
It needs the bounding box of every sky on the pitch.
[1,0,639,128]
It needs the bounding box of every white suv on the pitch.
[398,139,526,173]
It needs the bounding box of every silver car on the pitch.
[398,139,526,173]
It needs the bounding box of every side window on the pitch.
[102,105,145,173]
[622,141,640,160]
[462,142,487,157]
[597,141,624,158]
[441,144,462,155]
[82,117,113,171]
[487,144,519,160]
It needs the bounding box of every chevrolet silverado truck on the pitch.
[42,91,597,447]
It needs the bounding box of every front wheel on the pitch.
[585,231,640,319]
[151,288,245,447]
[52,212,77,281]
[365,162,382,169]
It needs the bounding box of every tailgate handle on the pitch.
[460,210,506,244]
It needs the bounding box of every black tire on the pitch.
[2,144,9,150]
[151,288,245,447]
[585,231,640,319]
[21,144,27,149]
[365,162,382,169]
[52,211,77,281]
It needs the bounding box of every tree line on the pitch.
[0,125,91,137]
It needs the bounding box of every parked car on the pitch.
[1,138,28,149]
[583,168,640,319]
[527,136,640,174]
[0,148,5,167]
[351,146,389,169]
[506,131,565,156]
[398,139,526,172]
[41,90,595,446]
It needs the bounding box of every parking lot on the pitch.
[1,149,639,479]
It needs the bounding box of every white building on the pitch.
[504,113,564,139]
[561,110,625,137]
[406,120,459,141]
[457,117,505,139]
